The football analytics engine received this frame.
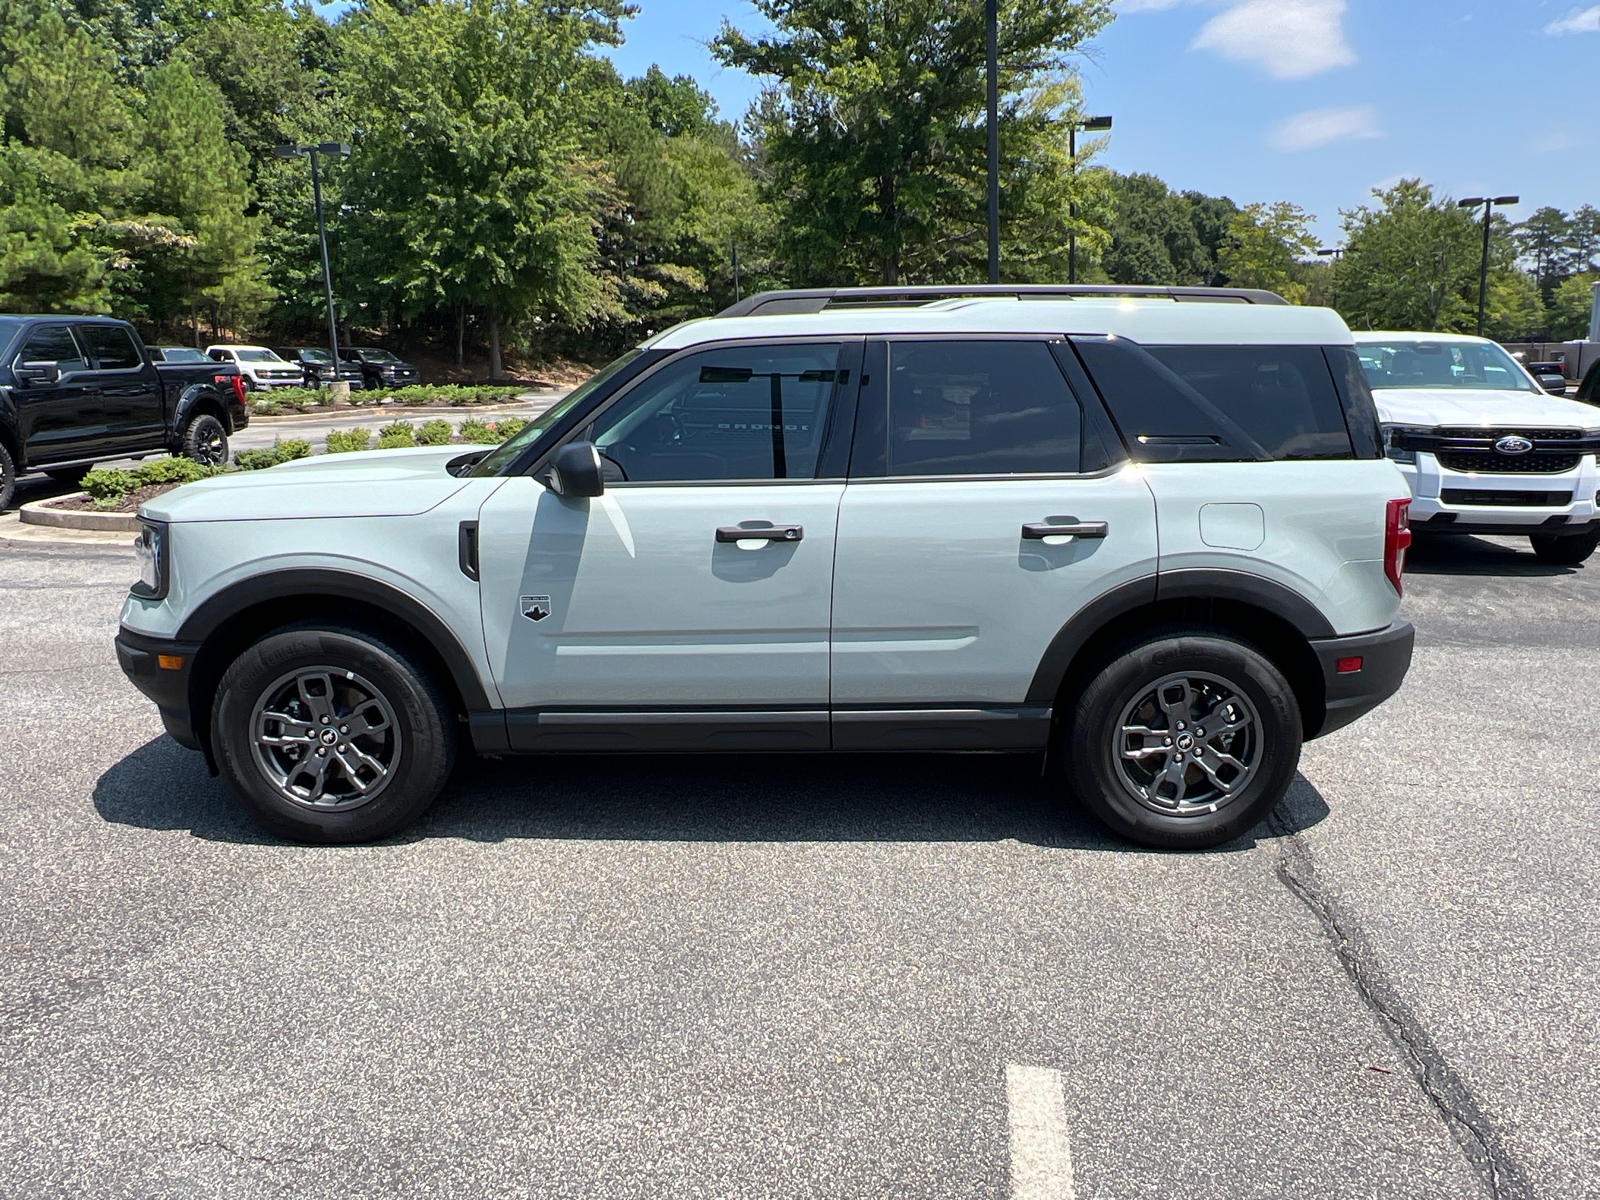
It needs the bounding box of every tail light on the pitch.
[1384,498,1411,595]
[228,375,247,405]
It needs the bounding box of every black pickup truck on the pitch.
[0,315,248,508]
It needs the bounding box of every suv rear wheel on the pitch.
[1064,631,1302,850]
[182,413,229,466]
[212,625,455,843]
[1530,528,1600,565]
[0,442,15,510]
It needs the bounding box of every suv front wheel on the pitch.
[1530,528,1600,565]
[1065,631,1302,850]
[212,625,456,843]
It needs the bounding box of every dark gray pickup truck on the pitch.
[0,315,248,508]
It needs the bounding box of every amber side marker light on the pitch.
[157,655,185,671]
[1336,656,1363,674]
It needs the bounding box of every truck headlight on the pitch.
[1381,425,1426,465]
[131,518,169,600]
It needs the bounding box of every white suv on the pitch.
[205,344,305,391]
[1358,331,1600,564]
[117,289,1415,849]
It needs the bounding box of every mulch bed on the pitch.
[48,483,181,514]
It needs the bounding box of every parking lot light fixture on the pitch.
[275,142,353,386]
[1458,195,1518,336]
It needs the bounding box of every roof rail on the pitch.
[716,283,1289,318]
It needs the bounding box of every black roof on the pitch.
[716,283,1289,318]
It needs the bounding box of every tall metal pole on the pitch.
[308,148,341,371]
[732,239,741,303]
[1068,124,1077,285]
[986,0,999,284]
[1476,200,1492,337]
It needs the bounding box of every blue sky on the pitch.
[599,0,1600,246]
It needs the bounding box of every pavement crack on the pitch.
[1268,813,1534,1200]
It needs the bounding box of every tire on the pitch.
[181,413,229,466]
[1064,630,1302,850]
[46,465,91,488]
[1530,529,1599,565]
[0,441,15,511]
[212,625,456,843]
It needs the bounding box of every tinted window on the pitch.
[886,340,1080,475]
[79,325,143,370]
[15,325,88,374]
[588,344,842,482]
[1322,346,1383,459]
[1144,345,1352,460]
[1071,336,1262,463]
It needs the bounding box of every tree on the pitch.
[1514,206,1571,300]
[338,0,627,377]
[1218,201,1316,302]
[713,0,1113,286]
[1336,180,1483,332]
[1569,205,1600,277]
[1549,274,1598,341]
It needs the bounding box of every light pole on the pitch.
[1068,115,1112,284]
[275,142,352,383]
[1457,195,1518,336]
[1316,247,1345,310]
[986,0,999,284]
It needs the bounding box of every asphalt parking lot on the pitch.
[0,533,1594,1199]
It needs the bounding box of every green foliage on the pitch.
[416,419,453,445]
[491,417,526,442]
[234,436,311,469]
[1549,275,1598,341]
[457,417,495,444]
[1336,180,1487,333]
[325,428,371,454]
[135,455,212,485]
[375,421,415,448]
[81,467,139,501]
[714,0,1113,285]
[1218,202,1317,303]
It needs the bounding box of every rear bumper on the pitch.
[1308,621,1414,739]
[114,627,202,752]
[1413,514,1599,538]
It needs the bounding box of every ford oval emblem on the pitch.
[1493,435,1534,455]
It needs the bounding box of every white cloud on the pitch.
[1118,0,1201,11]
[1193,0,1355,79]
[1268,105,1383,152]
[1545,6,1600,35]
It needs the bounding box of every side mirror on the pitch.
[1539,375,1567,395]
[15,361,59,385]
[548,441,605,498]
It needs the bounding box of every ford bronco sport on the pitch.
[115,287,1414,849]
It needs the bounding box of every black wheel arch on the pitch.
[178,569,494,768]
[174,385,233,435]
[1028,570,1333,741]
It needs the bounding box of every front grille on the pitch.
[1435,428,1583,440]
[1437,451,1581,473]
[1441,489,1572,507]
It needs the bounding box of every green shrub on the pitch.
[491,417,527,443]
[251,397,284,416]
[82,468,139,502]
[136,457,212,486]
[457,417,495,444]
[326,428,371,454]
[376,433,412,449]
[356,384,524,407]
[416,419,453,445]
[377,421,416,446]
[234,437,312,471]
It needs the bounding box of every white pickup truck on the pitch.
[1358,332,1600,564]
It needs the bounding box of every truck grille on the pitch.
[1433,428,1585,475]
[1440,489,1573,507]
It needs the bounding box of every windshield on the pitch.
[297,348,332,363]
[1356,340,1540,395]
[358,349,401,363]
[468,350,647,476]
[157,348,207,362]
[235,348,285,363]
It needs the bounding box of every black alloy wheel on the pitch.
[0,442,15,511]
[1064,629,1302,850]
[182,414,229,466]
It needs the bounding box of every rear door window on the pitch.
[79,324,143,370]
[883,340,1081,475]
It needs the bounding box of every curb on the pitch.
[0,511,132,550]
[19,494,141,533]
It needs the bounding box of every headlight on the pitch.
[131,518,169,600]
[1381,425,1427,465]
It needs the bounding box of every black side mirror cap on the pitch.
[548,441,605,498]
[15,361,59,385]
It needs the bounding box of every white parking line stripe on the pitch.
[1006,1063,1075,1200]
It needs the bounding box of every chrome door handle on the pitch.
[1022,520,1108,539]
[716,524,803,543]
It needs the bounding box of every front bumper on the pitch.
[115,627,202,752]
[1308,621,1414,739]
[1399,452,1600,536]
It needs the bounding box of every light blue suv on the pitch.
[116,287,1415,849]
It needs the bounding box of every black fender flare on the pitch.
[172,383,232,434]
[1025,569,1332,705]
[176,567,495,712]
